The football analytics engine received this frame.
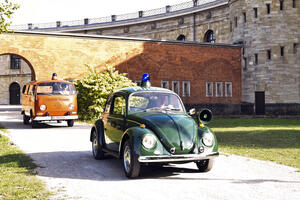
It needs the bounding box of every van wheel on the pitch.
[23,114,30,125]
[67,120,74,127]
[31,120,38,128]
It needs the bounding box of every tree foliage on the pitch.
[74,65,136,121]
[0,0,19,33]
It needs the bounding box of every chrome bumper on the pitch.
[138,152,219,163]
[34,115,78,121]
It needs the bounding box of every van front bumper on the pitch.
[34,115,78,121]
[138,152,219,163]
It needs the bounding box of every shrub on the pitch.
[74,65,136,121]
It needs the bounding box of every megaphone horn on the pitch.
[198,109,213,124]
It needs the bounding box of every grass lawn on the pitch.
[210,118,300,169]
[0,125,52,200]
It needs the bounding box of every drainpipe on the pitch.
[193,13,196,41]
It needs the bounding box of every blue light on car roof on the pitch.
[52,73,57,80]
[141,73,151,88]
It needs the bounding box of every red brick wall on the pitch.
[116,42,242,104]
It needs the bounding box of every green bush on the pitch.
[74,65,136,121]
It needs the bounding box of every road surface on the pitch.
[0,110,299,200]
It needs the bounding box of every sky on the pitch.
[10,0,189,25]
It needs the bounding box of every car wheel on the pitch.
[91,130,105,160]
[196,159,214,172]
[23,114,30,125]
[67,120,74,127]
[122,140,140,178]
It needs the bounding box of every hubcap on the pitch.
[123,145,131,173]
[92,135,98,156]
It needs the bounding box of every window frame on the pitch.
[10,55,21,70]
[225,82,233,97]
[182,81,190,97]
[206,82,213,97]
[172,81,180,95]
[216,82,223,97]
[161,80,169,89]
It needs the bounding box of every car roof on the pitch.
[25,79,72,85]
[114,86,176,97]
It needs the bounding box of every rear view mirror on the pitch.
[189,108,196,115]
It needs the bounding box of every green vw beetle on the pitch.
[90,74,219,178]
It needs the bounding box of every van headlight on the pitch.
[69,103,75,110]
[40,104,46,111]
[142,134,157,149]
[202,132,214,147]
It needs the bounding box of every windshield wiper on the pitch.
[145,107,163,112]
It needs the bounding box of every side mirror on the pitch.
[189,108,196,115]
[198,109,212,125]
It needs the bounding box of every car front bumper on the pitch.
[138,152,219,163]
[34,115,78,121]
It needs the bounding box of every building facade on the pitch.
[8,0,300,114]
[0,54,32,104]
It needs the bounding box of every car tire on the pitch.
[67,120,74,127]
[31,120,38,128]
[122,140,140,178]
[91,130,105,160]
[196,159,214,172]
[23,114,30,125]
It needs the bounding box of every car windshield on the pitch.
[129,92,184,113]
[36,82,76,95]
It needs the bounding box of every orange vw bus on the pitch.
[21,73,78,128]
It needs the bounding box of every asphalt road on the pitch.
[1,110,300,200]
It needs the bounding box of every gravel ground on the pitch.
[1,110,300,200]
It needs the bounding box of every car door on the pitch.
[103,94,127,152]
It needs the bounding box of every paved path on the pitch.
[0,110,300,200]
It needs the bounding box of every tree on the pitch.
[0,0,19,33]
[74,65,136,121]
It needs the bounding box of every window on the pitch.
[243,12,246,23]
[280,0,284,10]
[216,82,223,97]
[293,0,296,8]
[182,81,190,97]
[22,85,27,94]
[172,81,180,95]
[204,30,216,43]
[267,49,271,60]
[244,57,247,70]
[177,35,186,41]
[112,96,126,115]
[161,80,169,89]
[206,82,213,97]
[294,43,298,54]
[280,46,284,57]
[254,54,258,65]
[234,17,238,27]
[254,8,258,18]
[266,4,270,14]
[133,80,141,86]
[230,21,232,32]
[225,82,232,97]
[104,97,113,113]
[10,55,21,69]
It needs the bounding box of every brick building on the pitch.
[0,32,241,115]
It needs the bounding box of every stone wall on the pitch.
[0,55,32,104]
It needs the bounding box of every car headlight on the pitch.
[69,103,75,110]
[40,104,46,111]
[142,134,157,149]
[202,132,214,147]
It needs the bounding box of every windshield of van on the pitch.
[129,92,184,113]
[37,82,76,95]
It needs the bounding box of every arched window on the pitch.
[204,30,216,43]
[176,34,186,41]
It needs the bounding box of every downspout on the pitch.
[193,13,196,41]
